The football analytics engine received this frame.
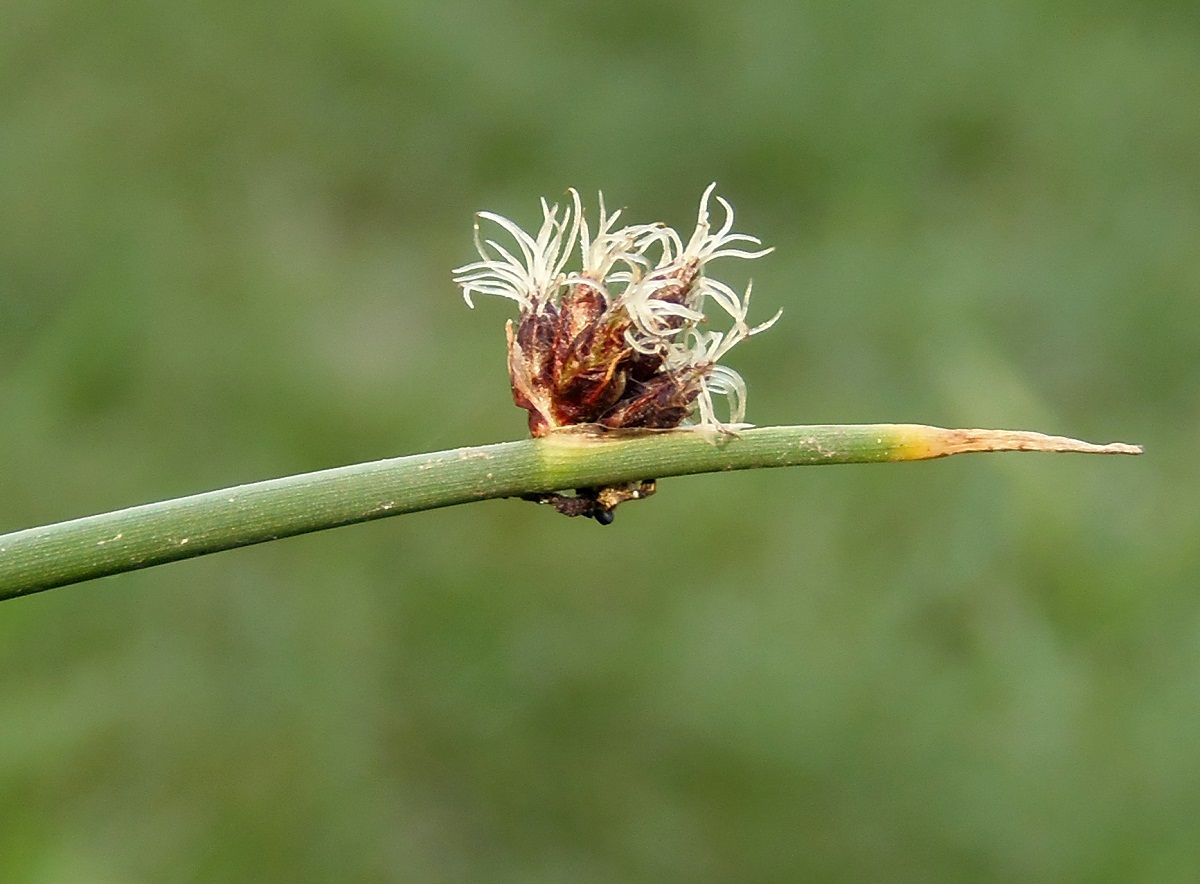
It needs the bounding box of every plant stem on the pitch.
[0,424,1140,601]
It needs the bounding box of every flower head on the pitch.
[453,185,780,439]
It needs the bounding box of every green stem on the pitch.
[0,424,1140,601]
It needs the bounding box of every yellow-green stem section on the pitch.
[0,424,1140,601]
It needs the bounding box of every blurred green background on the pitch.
[1,0,1195,880]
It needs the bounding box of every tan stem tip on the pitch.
[935,428,1143,457]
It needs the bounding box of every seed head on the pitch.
[453,184,780,439]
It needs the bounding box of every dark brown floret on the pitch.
[508,276,706,438]
[520,481,657,524]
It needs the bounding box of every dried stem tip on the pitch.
[454,185,780,438]
[895,427,1144,459]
